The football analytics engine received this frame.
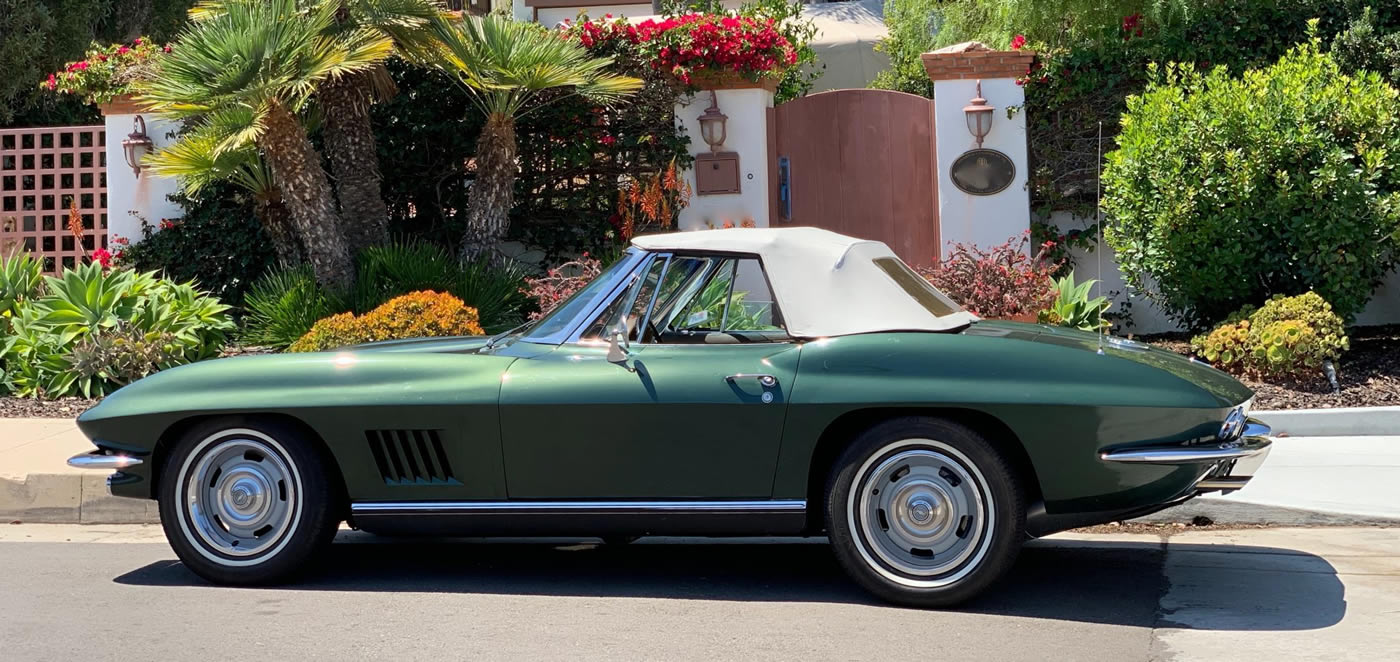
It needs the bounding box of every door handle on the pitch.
[726,373,778,388]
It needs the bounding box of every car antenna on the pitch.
[1096,120,1106,356]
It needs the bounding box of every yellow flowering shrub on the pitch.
[288,291,484,353]
[1190,292,1349,381]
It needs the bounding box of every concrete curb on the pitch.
[1,472,159,524]
[1255,406,1400,437]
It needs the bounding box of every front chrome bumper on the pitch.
[1100,419,1273,495]
[67,450,144,470]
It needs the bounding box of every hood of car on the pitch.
[966,320,1253,406]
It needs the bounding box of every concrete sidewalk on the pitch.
[0,419,159,524]
[1,416,1396,525]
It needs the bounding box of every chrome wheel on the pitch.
[176,429,303,566]
[848,439,994,588]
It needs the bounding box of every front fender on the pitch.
[77,351,517,501]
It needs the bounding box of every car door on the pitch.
[498,253,800,499]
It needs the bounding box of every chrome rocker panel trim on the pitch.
[351,499,806,514]
[66,451,144,470]
[348,500,809,537]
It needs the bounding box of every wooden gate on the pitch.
[0,125,109,273]
[769,89,939,266]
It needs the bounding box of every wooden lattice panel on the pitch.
[0,125,108,273]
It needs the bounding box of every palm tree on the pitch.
[427,14,642,259]
[192,0,449,257]
[144,131,304,265]
[142,0,393,291]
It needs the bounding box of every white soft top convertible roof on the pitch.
[631,227,978,337]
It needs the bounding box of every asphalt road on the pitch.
[1,526,1396,661]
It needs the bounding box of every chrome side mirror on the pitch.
[606,327,632,366]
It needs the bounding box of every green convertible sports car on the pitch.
[69,227,1271,607]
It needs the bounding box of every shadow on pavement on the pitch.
[114,536,1344,630]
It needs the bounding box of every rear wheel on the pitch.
[158,420,340,585]
[825,417,1023,607]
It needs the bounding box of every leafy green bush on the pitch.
[116,184,279,307]
[289,291,484,353]
[1,260,234,398]
[1191,292,1349,381]
[239,265,341,349]
[241,241,529,349]
[1103,36,1400,327]
[1037,271,1109,331]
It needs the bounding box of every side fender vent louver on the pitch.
[365,429,460,485]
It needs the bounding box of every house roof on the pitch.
[631,227,977,337]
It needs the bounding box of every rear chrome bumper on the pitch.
[1100,419,1273,495]
[67,450,144,470]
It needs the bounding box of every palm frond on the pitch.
[427,14,640,118]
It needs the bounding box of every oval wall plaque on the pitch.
[950,149,1015,196]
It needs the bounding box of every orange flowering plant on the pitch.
[611,159,691,241]
[290,291,485,352]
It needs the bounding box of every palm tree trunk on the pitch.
[320,71,390,256]
[462,112,517,261]
[260,102,355,291]
[253,189,304,266]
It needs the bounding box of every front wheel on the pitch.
[158,420,340,585]
[825,417,1024,607]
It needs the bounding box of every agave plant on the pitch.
[426,14,642,259]
[142,0,395,291]
[1038,271,1110,332]
[0,252,45,316]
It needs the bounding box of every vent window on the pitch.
[365,429,459,485]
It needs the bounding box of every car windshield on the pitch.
[521,255,637,341]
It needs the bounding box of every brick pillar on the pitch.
[921,42,1035,252]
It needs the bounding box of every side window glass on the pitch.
[580,257,665,342]
[670,258,783,333]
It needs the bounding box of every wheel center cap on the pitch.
[908,497,936,524]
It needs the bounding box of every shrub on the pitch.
[289,291,484,353]
[242,242,530,349]
[1,260,233,398]
[39,37,169,105]
[523,257,604,321]
[239,265,342,349]
[116,184,279,307]
[918,233,1058,319]
[1103,36,1400,328]
[1191,292,1349,381]
[1038,271,1110,331]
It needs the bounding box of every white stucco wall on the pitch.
[931,77,1031,253]
[674,87,773,230]
[1045,211,1400,333]
[102,112,183,245]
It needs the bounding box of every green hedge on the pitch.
[1102,36,1400,328]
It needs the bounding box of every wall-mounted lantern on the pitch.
[962,80,995,148]
[121,115,154,177]
[697,90,728,154]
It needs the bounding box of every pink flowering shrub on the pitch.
[562,13,798,86]
[919,233,1060,319]
[40,37,170,105]
[522,256,604,320]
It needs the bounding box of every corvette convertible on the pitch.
[69,227,1271,607]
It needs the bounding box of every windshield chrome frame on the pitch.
[519,247,649,345]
